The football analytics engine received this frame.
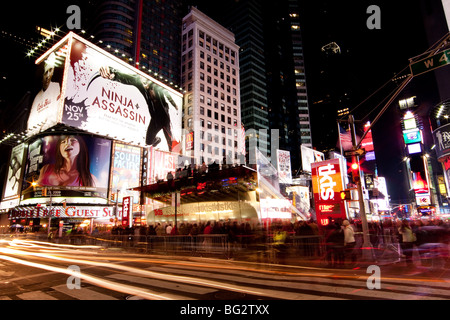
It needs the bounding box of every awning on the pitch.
[130,165,258,204]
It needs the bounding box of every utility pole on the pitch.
[348,114,375,261]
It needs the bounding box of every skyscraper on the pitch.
[190,0,312,172]
[181,7,243,165]
[222,0,270,160]
[88,0,183,86]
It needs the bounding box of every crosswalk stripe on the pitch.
[107,273,215,296]
[17,291,58,300]
[147,265,448,300]
[52,284,118,300]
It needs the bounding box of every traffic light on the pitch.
[340,189,351,201]
[351,161,361,183]
[110,193,115,201]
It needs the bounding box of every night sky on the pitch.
[0,0,446,203]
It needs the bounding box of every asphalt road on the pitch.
[1,236,450,306]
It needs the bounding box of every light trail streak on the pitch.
[3,239,448,292]
[0,254,171,300]
[0,240,267,297]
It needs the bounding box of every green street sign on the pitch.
[410,49,450,76]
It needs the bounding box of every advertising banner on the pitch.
[63,34,182,152]
[110,143,141,204]
[22,134,112,201]
[147,201,258,223]
[2,143,26,201]
[403,129,422,145]
[27,47,66,137]
[277,149,292,184]
[311,159,346,226]
[361,123,374,153]
[185,131,194,151]
[433,123,450,161]
[286,185,310,216]
[122,196,131,227]
[9,205,117,219]
[149,148,177,184]
[301,145,324,173]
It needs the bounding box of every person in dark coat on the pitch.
[325,222,345,268]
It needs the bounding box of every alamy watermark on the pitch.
[366,265,381,290]
[66,265,81,289]
[367,5,381,30]
[66,5,81,30]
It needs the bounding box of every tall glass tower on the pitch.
[88,0,183,86]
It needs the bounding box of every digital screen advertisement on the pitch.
[22,134,112,201]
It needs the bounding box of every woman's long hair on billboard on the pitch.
[54,135,94,187]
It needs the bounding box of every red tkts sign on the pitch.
[311,159,347,227]
[122,196,131,227]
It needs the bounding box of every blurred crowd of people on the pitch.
[324,217,450,268]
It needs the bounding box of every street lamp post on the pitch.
[348,115,375,261]
[47,188,52,236]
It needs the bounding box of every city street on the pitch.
[1,236,450,302]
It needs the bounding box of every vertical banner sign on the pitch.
[277,149,292,184]
[311,159,346,227]
[185,131,194,151]
[122,196,131,227]
[3,143,26,201]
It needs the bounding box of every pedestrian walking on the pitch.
[343,219,357,266]
[398,219,416,266]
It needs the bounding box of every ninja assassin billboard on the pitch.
[27,32,182,153]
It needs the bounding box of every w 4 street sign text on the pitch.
[410,48,450,76]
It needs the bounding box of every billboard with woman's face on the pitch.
[22,134,112,201]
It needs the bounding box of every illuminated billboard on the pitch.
[408,143,422,154]
[311,159,347,226]
[403,117,417,130]
[2,143,26,202]
[301,145,324,173]
[277,149,292,184]
[22,134,112,201]
[403,129,422,145]
[31,32,183,152]
[110,142,141,204]
[149,148,178,184]
[27,46,67,137]
[361,122,374,153]
[433,123,450,161]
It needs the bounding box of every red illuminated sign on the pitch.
[311,159,347,227]
[122,196,131,227]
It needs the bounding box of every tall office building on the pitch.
[88,0,183,86]
[181,7,243,165]
[193,0,312,172]
[264,0,312,172]
[222,0,270,160]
